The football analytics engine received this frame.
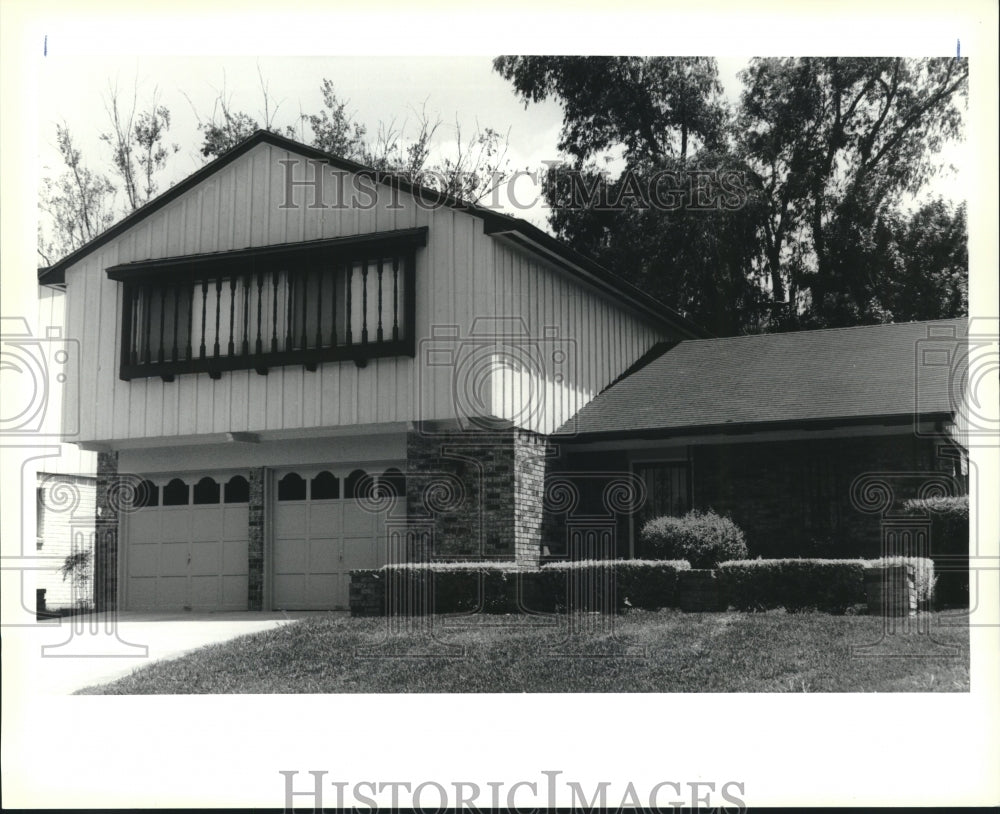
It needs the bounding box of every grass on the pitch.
[77,610,970,694]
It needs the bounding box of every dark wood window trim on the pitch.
[109,227,424,381]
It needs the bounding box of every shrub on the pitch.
[641,510,747,569]
[538,559,691,611]
[349,560,691,616]
[717,557,935,613]
[902,495,969,607]
[870,556,936,608]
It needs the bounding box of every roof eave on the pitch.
[555,411,956,443]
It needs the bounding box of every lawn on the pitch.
[77,609,970,694]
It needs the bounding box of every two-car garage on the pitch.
[123,466,403,612]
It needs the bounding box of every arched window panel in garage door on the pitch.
[271,465,398,610]
[124,472,249,612]
[162,478,190,506]
[223,475,250,504]
[277,472,307,501]
[310,471,340,500]
[193,476,221,505]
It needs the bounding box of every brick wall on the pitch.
[248,468,266,610]
[36,472,97,609]
[94,451,119,612]
[691,435,960,558]
[405,422,551,564]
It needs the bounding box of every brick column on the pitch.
[248,467,266,610]
[94,451,119,612]
[404,423,555,565]
[513,429,553,565]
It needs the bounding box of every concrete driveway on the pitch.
[6,610,337,694]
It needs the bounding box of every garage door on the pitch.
[272,467,403,610]
[125,475,250,611]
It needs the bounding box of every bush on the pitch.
[349,560,691,616]
[641,510,747,569]
[902,495,968,607]
[718,557,935,613]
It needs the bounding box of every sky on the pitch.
[35,53,970,239]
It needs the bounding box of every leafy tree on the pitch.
[495,56,759,332]
[543,151,769,335]
[495,55,968,333]
[818,196,967,326]
[494,56,727,163]
[738,57,968,325]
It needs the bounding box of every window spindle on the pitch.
[361,259,369,344]
[142,288,155,365]
[228,276,237,356]
[199,279,208,358]
[171,284,180,362]
[271,271,279,353]
[315,272,324,349]
[392,255,400,341]
[242,271,251,355]
[186,284,194,360]
[376,258,384,342]
[345,263,353,346]
[256,272,264,355]
[300,271,309,350]
[285,271,295,351]
[157,285,166,363]
[214,278,222,357]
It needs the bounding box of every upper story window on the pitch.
[107,227,425,381]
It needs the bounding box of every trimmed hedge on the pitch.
[718,557,935,613]
[641,510,748,568]
[350,559,691,616]
[902,495,969,607]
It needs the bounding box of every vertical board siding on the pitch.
[64,142,670,443]
[489,241,670,435]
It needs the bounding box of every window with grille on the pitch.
[109,228,424,381]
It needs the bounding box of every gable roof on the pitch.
[557,317,967,439]
[37,130,707,339]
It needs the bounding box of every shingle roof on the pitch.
[557,318,967,439]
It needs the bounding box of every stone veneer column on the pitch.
[94,451,119,612]
[248,468,266,610]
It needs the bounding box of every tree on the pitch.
[101,81,180,211]
[38,123,117,264]
[818,196,967,326]
[738,57,968,325]
[195,77,512,204]
[494,55,968,333]
[189,68,297,157]
[494,56,761,333]
[542,150,769,335]
[493,56,727,163]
